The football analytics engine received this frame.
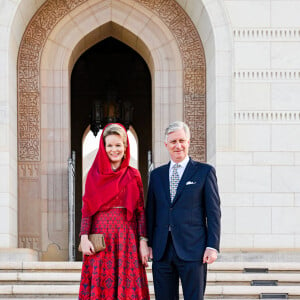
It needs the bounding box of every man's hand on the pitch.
[203,248,218,264]
[149,247,153,260]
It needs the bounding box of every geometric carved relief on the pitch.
[234,70,300,81]
[234,28,300,41]
[19,235,40,250]
[18,93,40,161]
[234,111,300,123]
[19,163,39,178]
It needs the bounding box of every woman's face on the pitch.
[105,134,125,166]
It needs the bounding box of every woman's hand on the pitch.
[139,240,149,267]
[80,235,95,256]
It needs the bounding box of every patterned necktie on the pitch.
[170,164,180,202]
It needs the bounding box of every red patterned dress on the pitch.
[78,188,150,299]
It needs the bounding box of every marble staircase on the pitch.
[0,261,300,299]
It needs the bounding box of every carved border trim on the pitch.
[18,163,40,178]
[234,111,300,123]
[234,70,300,81]
[17,0,206,162]
[234,28,300,41]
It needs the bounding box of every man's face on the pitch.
[165,128,190,163]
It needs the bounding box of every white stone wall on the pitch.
[0,0,21,248]
[217,0,300,249]
[0,0,47,248]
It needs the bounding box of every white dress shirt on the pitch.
[169,155,190,181]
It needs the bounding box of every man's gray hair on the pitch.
[165,121,190,142]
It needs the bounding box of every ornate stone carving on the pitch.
[234,28,300,41]
[19,163,40,178]
[18,92,40,160]
[19,235,40,250]
[234,111,300,123]
[234,70,300,81]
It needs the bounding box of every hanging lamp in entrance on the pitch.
[90,82,134,136]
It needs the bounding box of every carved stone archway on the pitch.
[18,0,206,259]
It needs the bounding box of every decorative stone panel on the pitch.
[18,163,40,178]
[235,111,300,123]
[234,28,300,41]
[234,70,300,81]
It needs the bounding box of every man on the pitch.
[146,121,221,300]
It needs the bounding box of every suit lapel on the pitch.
[171,159,198,205]
[161,163,171,205]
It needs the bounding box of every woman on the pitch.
[78,123,150,300]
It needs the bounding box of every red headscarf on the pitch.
[82,123,141,220]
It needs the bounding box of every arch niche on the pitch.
[17,0,206,260]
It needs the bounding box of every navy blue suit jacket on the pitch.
[146,158,221,261]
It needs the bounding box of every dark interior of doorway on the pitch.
[71,37,152,260]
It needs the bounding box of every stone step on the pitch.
[0,284,300,297]
[1,271,300,284]
[0,262,82,271]
[208,261,300,272]
[1,261,300,271]
[208,272,300,283]
[1,262,300,298]
[0,298,265,300]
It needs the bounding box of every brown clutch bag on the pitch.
[78,234,106,253]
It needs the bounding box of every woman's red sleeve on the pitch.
[80,216,92,236]
[135,173,147,238]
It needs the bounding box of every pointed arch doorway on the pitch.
[71,37,151,259]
